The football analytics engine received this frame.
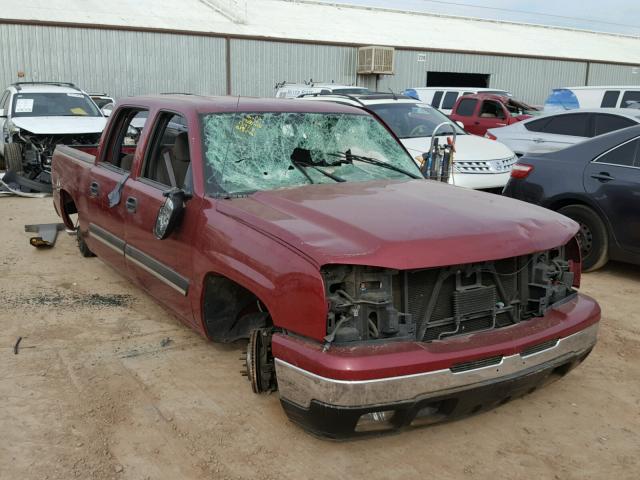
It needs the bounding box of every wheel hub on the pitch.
[244,328,277,393]
[576,222,593,257]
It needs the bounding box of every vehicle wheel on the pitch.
[558,205,608,272]
[76,227,95,257]
[4,143,23,173]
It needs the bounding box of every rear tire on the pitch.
[4,143,23,173]
[558,204,608,272]
[76,227,95,258]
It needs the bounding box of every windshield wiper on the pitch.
[291,159,346,183]
[327,151,421,179]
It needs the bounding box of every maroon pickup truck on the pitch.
[450,93,538,136]
[52,95,600,438]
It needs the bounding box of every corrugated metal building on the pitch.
[0,0,639,103]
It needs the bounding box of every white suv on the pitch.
[275,82,371,99]
[0,82,107,186]
[299,93,517,191]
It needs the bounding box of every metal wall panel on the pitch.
[377,50,588,104]
[230,39,357,97]
[1,23,638,105]
[587,63,640,86]
[0,24,227,99]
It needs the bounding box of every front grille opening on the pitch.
[450,355,503,373]
[521,338,559,357]
[404,248,574,343]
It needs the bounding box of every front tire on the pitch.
[4,143,23,173]
[558,204,608,272]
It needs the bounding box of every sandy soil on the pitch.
[1,196,639,480]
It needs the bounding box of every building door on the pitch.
[426,72,490,88]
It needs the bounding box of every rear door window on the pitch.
[441,91,459,110]
[542,113,590,137]
[455,98,477,117]
[593,114,636,136]
[524,117,552,132]
[595,138,639,167]
[101,109,148,172]
[600,90,620,108]
[431,91,444,108]
[621,91,640,108]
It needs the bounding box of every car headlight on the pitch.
[321,265,414,344]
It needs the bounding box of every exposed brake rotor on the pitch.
[244,328,277,393]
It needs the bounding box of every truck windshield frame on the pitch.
[201,111,421,196]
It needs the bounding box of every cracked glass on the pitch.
[201,112,419,195]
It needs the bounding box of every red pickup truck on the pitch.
[52,95,599,438]
[450,93,538,136]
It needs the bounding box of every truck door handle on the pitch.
[125,196,137,213]
[591,172,614,182]
[89,181,100,197]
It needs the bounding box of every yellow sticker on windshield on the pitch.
[70,107,88,116]
[235,115,262,136]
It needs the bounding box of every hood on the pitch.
[217,180,577,270]
[401,134,514,161]
[11,116,107,135]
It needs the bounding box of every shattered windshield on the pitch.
[12,93,102,117]
[367,103,465,138]
[202,112,420,196]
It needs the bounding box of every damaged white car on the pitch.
[0,82,107,192]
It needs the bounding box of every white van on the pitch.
[275,82,371,99]
[402,87,512,115]
[544,86,640,112]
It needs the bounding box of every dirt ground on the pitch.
[1,196,638,480]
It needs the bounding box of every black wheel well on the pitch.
[547,197,593,212]
[202,274,271,343]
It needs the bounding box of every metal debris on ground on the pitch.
[0,171,51,197]
[24,223,65,248]
[14,336,22,355]
[160,337,173,347]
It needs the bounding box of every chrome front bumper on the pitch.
[276,323,598,409]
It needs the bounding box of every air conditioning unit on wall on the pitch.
[357,46,395,75]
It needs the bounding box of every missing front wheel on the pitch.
[244,328,277,394]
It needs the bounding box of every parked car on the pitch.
[275,81,371,98]
[487,108,640,157]
[545,86,640,112]
[449,93,538,136]
[503,125,640,271]
[52,94,599,438]
[402,87,512,115]
[0,82,106,190]
[300,93,518,191]
[89,93,115,109]
[90,93,116,116]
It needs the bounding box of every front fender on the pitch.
[191,203,328,342]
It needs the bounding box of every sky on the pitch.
[318,0,640,36]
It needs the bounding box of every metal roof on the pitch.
[1,0,639,65]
